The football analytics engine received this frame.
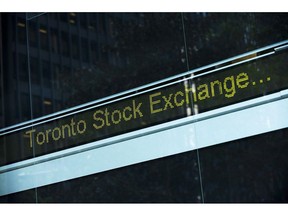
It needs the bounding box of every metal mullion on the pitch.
[14,17,22,123]
[38,23,45,119]
[47,13,55,114]
[78,14,84,67]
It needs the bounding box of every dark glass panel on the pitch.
[39,25,49,51]
[183,13,288,70]
[27,13,186,116]
[16,17,26,44]
[1,13,31,127]
[37,151,202,203]
[30,57,40,84]
[200,128,288,203]
[0,188,36,203]
[0,126,34,166]
[50,28,59,54]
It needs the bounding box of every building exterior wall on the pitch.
[0,13,288,203]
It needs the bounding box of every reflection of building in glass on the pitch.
[1,13,288,203]
[2,13,288,128]
[1,13,127,127]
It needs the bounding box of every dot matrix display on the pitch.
[1,50,287,166]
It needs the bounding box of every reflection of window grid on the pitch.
[51,29,59,53]
[69,13,76,25]
[61,32,70,57]
[71,35,79,59]
[81,38,89,62]
[4,13,113,124]
[42,60,51,88]
[52,63,61,89]
[17,18,26,44]
[18,53,28,82]
[44,98,52,114]
[32,95,42,118]
[30,57,40,84]
[28,21,38,47]
[20,93,30,120]
[39,25,48,50]
[42,60,51,79]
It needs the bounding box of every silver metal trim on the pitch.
[2,89,288,196]
[192,51,274,79]
[1,40,287,135]
[1,88,287,174]
[274,44,288,52]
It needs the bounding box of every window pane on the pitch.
[1,12,288,204]
[183,13,288,69]
[37,151,202,203]
[1,13,31,127]
[200,128,288,202]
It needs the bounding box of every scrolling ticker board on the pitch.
[1,50,288,166]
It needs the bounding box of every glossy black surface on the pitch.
[200,128,288,202]
[36,150,202,203]
[2,128,287,203]
[183,13,288,69]
[1,13,288,203]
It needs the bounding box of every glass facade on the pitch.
[0,13,288,203]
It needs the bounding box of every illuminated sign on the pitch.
[1,49,288,166]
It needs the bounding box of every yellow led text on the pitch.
[25,118,86,147]
[93,100,143,129]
